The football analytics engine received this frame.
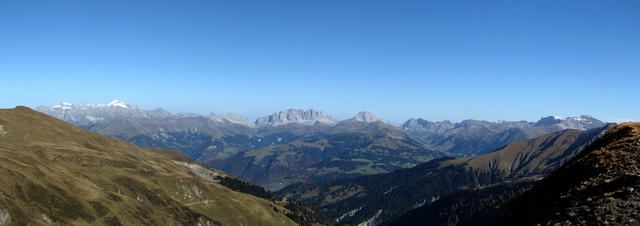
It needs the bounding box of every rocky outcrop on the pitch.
[255,109,339,127]
[353,111,383,123]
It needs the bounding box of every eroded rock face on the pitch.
[255,109,339,127]
[353,111,382,123]
[0,209,10,225]
[0,125,7,137]
[174,161,227,182]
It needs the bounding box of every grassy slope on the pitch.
[0,107,298,225]
[495,122,640,225]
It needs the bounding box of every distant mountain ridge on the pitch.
[37,100,605,132]
[36,100,608,190]
[402,115,606,156]
[36,100,172,127]
[37,101,350,128]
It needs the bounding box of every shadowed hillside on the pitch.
[495,122,640,225]
[278,125,611,225]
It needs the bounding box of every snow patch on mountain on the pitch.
[52,102,72,110]
[107,99,129,108]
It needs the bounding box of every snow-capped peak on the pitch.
[534,115,605,130]
[107,99,129,108]
[36,100,171,127]
[52,102,72,110]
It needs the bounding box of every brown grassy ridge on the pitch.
[494,122,640,225]
[0,106,300,225]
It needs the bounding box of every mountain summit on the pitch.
[353,111,383,122]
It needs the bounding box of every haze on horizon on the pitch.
[1,1,638,123]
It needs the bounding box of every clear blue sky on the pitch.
[1,0,638,123]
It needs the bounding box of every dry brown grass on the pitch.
[0,107,297,225]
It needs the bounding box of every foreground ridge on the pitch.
[495,122,640,225]
[0,106,331,225]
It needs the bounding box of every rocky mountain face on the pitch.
[278,125,612,225]
[495,122,640,225]
[353,111,383,122]
[0,107,331,225]
[402,115,606,156]
[255,109,339,127]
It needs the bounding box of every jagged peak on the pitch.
[353,111,382,123]
[255,109,338,127]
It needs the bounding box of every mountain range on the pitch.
[402,115,606,156]
[36,100,606,190]
[8,101,635,225]
[37,100,604,132]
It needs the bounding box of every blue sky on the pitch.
[1,1,638,123]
